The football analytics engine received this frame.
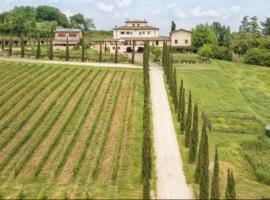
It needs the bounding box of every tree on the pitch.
[70,13,95,31]
[99,42,103,63]
[48,34,53,60]
[36,5,68,27]
[261,17,270,36]
[20,35,25,58]
[172,68,178,112]
[65,37,69,61]
[178,79,183,122]
[185,91,192,148]
[211,147,220,200]
[198,44,213,59]
[192,24,218,50]
[81,31,85,62]
[239,16,250,34]
[36,35,41,59]
[210,22,231,46]
[180,88,186,133]
[249,16,261,35]
[225,169,236,200]
[1,38,4,50]
[230,32,249,55]
[198,120,209,200]
[131,40,135,64]
[189,104,198,164]
[114,41,118,63]
[171,21,176,32]
[8,36,12,56]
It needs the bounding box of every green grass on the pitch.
[170,59,270,198]
[0,60,144,199]
[173,53,209,64]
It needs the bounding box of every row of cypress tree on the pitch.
[162,42,236,199]
[141,41,152,199]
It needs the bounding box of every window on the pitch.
[148,32,151,35]
[175,40,178,44]
[142,32,145,35]
[139,32,142,35]
[133,24,135,27]
[69,33,77,37]
[185,39,189,44]
[118,47,120,50]
[126,32,130,35]
[156,41,159,46]
[58,33,66,37]
[130,32,133,35]
[137,24,140,27]
[121,32,125,35]
[113,47,115,50]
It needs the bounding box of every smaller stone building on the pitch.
[53,28,82,49]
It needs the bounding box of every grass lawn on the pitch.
[0,60,144,199]
[169,59,270,199]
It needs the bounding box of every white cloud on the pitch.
[116,0,130,7]
[176,11,188,18]
[63,9,74,17]
[96,1,114,13]
[190,6,221,17]
[230,5,241,13]
[166,3,176,9]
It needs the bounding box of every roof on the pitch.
[55,28,81,33]
[103,36,169,42]
[126,20,147,23]
[113,25,159,31]
[171,28,192,33]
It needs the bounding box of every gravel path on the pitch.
[150,62,194,199]
[0,57,142,69]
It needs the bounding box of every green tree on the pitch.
[172,68,178,112]
[180,88,186,133]
[48,34,53,60]
[225,169,236,200]
[99,42,103,63]
[65,37,69,61]
[192,24,218,50]
[210,22,231,46]
[171,21,176,32]
[198,44,213,59]
[189,104,198,164]
[20,35,25,58]
[198,120,209,200]
[185,91,192,148]
[36,35,41,59]
[249,16,261,35]
[261,17,270,36]
[230,32,249,55]
[8,36,12,56]
[1,38,5,50]
[239,16,250,34]
[70,13,95,31]
[131,40,135,64]
[211,147,220,200]
[81,31,85,62]
[114,41,118,63]
[178,79,183,122]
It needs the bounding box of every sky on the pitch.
[1,0,270,35]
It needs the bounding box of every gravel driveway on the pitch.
[150,62,194,199]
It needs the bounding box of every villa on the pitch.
[53,28,82,49]
[104,20,192,53]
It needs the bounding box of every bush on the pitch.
[198,44,213,59]
[198,44,233,61]
[244,48,270,67]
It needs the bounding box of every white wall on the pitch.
[114,29,159,39]
[170,31,192,47]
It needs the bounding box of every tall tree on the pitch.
[20,35,25,58]
[211,147,220,200]
[99,42,103,63]
[211,22,231,46]
[185,91,192,148]
[65,37,69,61]
[189,104,198,164]
[178,79,183,122]
[171,21,176,32]
[180,88,186,133]
[225,169,236,200]
[1,38,4,50]
[199,119,209,200]
[81,31,85,62]
[36,35,41,59]
[261,17,270,36]
[172,68,178,112]
[114,41,118,63]
[8,35,12,56]
[249,16,261,35]
[239,16,250,33]
[70,13,95,31]
[48,34,53,60]
[131,40,135,64]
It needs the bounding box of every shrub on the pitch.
[198,44,213,59]
[244,48,270,67]
[198,44,233,61]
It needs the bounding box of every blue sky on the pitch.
[1,0,270,35]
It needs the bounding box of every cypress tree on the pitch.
[81,31,85,62]
[99,42,103,63]
[185,91,192,148]
[178,79,183,121]
[225,169,236,200]
[189,104,198,164]
[199,119,209,200]
[162,42,166,67]
[131,40,135,64]
[211,147,220,200]
[48,35,53,60]
[115,41,118,63]
[180,88,186,133]
[36,35,41,59]
[1,38,5,50]
[20,35,25,58]
[8,35,12,57]
[172,68,178,111]
[65,37,69,61]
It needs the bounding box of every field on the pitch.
[172,59,270,198]
[0,61,144,199]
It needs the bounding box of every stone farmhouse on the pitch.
[104,20,192,53]
[53,28,82,49]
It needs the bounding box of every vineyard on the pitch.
[174,60,270,198]
[0,60,144,199]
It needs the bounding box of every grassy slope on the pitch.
[171,60,270,198]
[0,61,143,199]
